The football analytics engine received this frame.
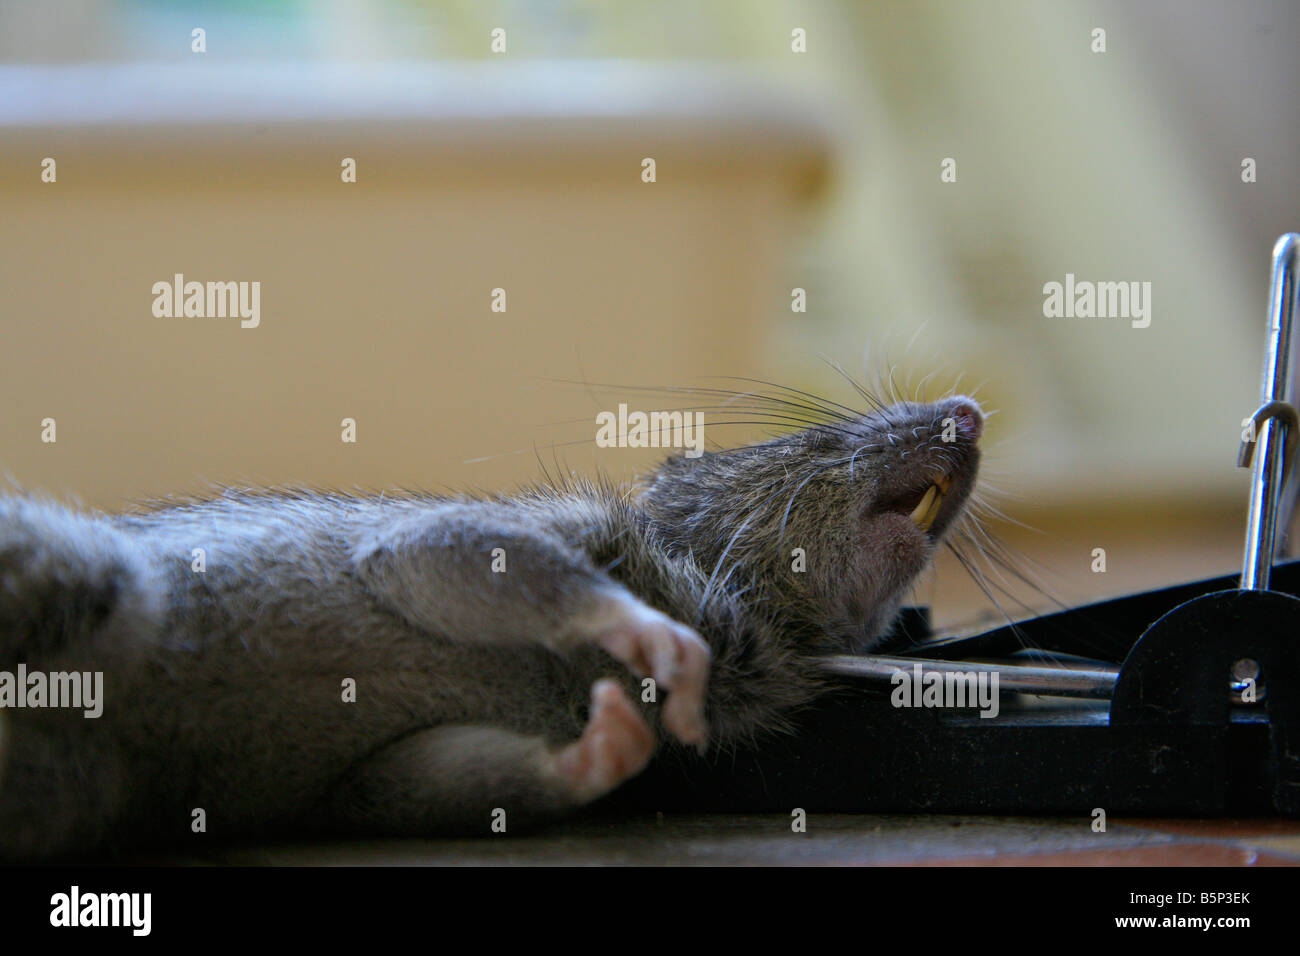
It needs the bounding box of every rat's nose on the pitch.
[946,399,984,442]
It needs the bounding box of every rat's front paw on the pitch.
[576,592,711,749]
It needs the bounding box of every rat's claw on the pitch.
[580,593,711,749]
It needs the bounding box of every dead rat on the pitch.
[0,388,983,860]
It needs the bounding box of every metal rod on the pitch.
[1242,234,1300,590]
[820,655,1117,700]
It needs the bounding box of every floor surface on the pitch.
[141,813,1300,867]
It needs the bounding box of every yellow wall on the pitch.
[0,64,829,508]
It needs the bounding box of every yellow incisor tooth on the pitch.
[927,489,944,527]
[935,473,952,494]
[909,486,938,529]
[909,484,946,531]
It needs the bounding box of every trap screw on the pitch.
[1230,657,1265,704]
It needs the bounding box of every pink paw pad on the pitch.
[586,597,711,749]
[554,679,656,803]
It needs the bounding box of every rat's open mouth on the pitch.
[881,472,954,532]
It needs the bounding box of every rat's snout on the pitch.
[864,395,984,539]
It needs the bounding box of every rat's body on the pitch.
[0,394,983,860]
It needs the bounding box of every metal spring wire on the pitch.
[1240,233,1300,591]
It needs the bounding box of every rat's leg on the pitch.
[351,502,710,745]
[323,680,654,834]
[0,498,158,666]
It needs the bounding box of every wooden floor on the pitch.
[141,813,1300,867]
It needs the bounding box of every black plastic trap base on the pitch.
[611,561,1300,817]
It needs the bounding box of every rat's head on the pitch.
[640,394,983,651]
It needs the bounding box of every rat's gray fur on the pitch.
[0,393,982,860]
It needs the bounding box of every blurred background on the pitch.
[1,0,1298,632]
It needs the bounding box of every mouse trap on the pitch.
[616,234,1300,817]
